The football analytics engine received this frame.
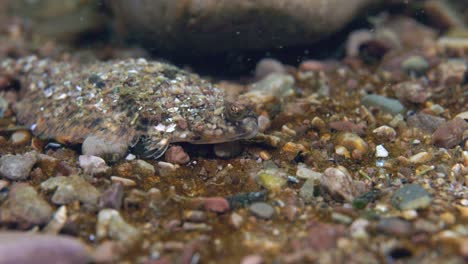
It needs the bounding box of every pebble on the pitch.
[361,94,405,115]
[255,58,286,80]
[281,125,297,137]
[255,169,287,192]
[249,202,275,220]
[432,117,468,148]
[391,184,432,210]
[321,166,366,202]
[182,222,212,232]
[79,155,110,176]
[190,197,230,213]
[213,141,243,159]
[99,182,124,210]
[434,59,467,86]
[0,232,92,264]
[164,145,190,164]
[82,135,128,162]
[329,121,366,136]
[0,183,53,227]
[302,223,347,250]
[335,132,369,154]
[43,205,67,234]
[407,113,446,133]
[93,241,123,264]
[393,81,429,104]
[376,218,412,237]
[282,142,306,153]
[350,218,370,239]
[257,115,271,133]
[455,111,468,121]
[0,96,7,118]
[183,210,206,222]
[331,212,352,224]
[300,178,317,203]
[41,175,100,205]
[96,209,141,245]
[0,152,37,180]
[241,254,264,264]
[259,150,272,161]
[296,164,323,180]
[111,176,137,187]
[133,159,155,177]
[440,212,456,225]
[230,212,244,228]
[10,130,31,146]
[437,36,468,53]
[401,55,429,76]
[373,125,397,141]
[408,152,433,164]
[375,145,389,158]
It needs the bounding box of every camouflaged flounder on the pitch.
[1,56,258,158]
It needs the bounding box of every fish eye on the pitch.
[225,102,248,122]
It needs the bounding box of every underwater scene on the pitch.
[0,0,467,263]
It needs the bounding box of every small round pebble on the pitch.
[249,202,275,220]
[10,130,31,146]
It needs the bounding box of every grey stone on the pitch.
[0,152,37,180]
[408,113,446,133]
[299,178,317,203]
[96,209,141,245]
[0,183,53,227]
[432,117,468,148]
[249,202,275,220]
[391,184,432,210]
[99,182,124,210]
[79,155,110,176]
[41,175,100,206]
[321,166,367,202]
[111,0,378,54]
[376,217,412,237]
[361,94,405,115]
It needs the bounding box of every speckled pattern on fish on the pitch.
[1,56,258,158]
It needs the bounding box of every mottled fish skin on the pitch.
[1,56,258,158]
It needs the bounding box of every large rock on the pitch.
[111,0,379,54]
[0,232,92,264]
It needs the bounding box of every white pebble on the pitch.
[375,145,389,158]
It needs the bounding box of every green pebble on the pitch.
[256,171,287,192]
[391,184,431,210]
[361,94,405,115]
